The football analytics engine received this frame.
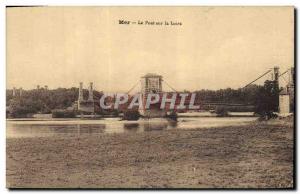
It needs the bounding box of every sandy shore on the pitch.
[6,118,294,189]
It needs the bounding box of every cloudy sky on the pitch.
[7,6,294,92]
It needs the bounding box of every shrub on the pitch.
[52,109,76,118]
[122,109,140,120]
[167,111,178,121]
[215,106,229,117]
[254,80,279,119]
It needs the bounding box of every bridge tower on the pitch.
[12,87,16,97]
[272,66,280,82]
[77,82,94,114]
[140,73,166,118]
[141,73,162,94]
[279,67,294,114]
[88,82,94,102]
[78,82,84,102]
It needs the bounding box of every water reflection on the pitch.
[168,120,178,127]
[6,116,258,138]
[41,124,106,134]
[7,123,107,138]
[76,124,106,134]
[124,120,177,132]
[123,123,140,132]
[143,122,168,131]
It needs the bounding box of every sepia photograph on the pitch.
[6,6,295,189]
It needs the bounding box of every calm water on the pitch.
[6,115,257,138]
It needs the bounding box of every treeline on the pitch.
[6,87,103,117]
[194,81,279,117]
[194,85,262,105]
[6,81,280,118]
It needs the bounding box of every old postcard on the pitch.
[6,6,294,189]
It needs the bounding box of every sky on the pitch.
[6,6,294,92]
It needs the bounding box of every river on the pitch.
[6,114,257,138]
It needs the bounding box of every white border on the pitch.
[0,0,298,194]
[0,0,298,6]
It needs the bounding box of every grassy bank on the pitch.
[6,118,294,188]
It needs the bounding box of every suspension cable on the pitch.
[280,75,288,84]
[126,81,140,94]
[278,68,290,78]
[163,80,178,92]
[243,69,272,88]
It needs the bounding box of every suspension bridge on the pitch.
[76,66,294,115]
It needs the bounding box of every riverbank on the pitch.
[6,118,294,188]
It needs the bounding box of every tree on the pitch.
[254,80,279,118]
